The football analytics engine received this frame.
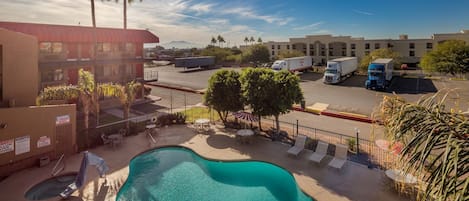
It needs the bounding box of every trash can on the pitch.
[39,156,50,167]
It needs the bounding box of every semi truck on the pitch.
[323,57,358,84]
[365,58,394,90]
[174,56,215,69]
[271,56,312,72]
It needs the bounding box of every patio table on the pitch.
[236,129,254,144]
[194,118,210,131]
[385,169,418,184]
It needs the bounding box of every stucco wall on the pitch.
[0,28,38,107]
[0,104,76,176]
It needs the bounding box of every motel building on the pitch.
[257,30,469,65]
[0,21,159,178]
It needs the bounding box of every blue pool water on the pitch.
[117,146,313,201]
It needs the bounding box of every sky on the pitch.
[0,0,468,47]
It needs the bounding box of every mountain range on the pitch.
[161,41,204,49]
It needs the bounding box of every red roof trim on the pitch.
[0,21,159,43]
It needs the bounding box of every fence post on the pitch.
[355,128,360,155]
[296,119,299,136]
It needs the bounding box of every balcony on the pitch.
[39,53,67,62]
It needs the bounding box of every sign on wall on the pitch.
[0,139,14,154]
[15,136,30,155]
[37,136,51,148]
[56,115,70,125]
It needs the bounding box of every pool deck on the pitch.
[0,124,412,201]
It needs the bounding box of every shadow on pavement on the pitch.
[299,72,323,82]
[336,75,368,88]
[388,77,438,94]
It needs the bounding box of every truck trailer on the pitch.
[174,56,215,69]
[323,57,358,84]
[271,56,312,72]
[365,58,394,90]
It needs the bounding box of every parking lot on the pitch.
[145,65,469,116]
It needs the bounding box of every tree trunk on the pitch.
[258,114,262,131]
[84,104,90,148]
[124,105,130,134]
[217,111,225,124]
[91,0,96,28]
[275,115,280,133]
[123,0,127,29]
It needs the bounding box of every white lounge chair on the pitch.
[287,135,307,156]
[309,141,329,164]
[328,144,348,169]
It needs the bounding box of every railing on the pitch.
[243,116,396,169]
[144,70,158,82]
[51,154,65,176]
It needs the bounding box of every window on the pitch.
[321,51,325,56]
[426,43,433,49]
[409,51,415,57]
[351,51,355,57]
[272,51,275,55]
[39,42,63,53]
[329,51,333,56]
[124,64,134,75]
[365,51,370,55]
[310,51,315,56]
[104,65,119,76]
[97,43,112,53]
[387,43,393,48]
[351,44,356,49]
[292,44,296,49]
[125,43,134,52]
[41,69,64,82]
[365,43,370,49]
[374,43,380,49]
[272,45,275,49]
[409,43,415,49]
[309,44,314,49]
[342,51,346,56]
[287,45,290,49]
[277,45,280,49]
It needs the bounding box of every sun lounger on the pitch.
[328,144,348,169]
[287,135,307,156]
[309,141,328,163]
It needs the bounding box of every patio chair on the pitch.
[287,135,307,156]
[309,141,329,164]
[101,134,112,145]
[328,144,348,170]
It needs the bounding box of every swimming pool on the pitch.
[117,146,313,201]
[24,172,77,200]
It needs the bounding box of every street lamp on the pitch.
[355,128,360,155]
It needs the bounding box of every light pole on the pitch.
[355,128,360,155]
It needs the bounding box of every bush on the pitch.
[174,112,187,124]
[347,138,357,152]
[157,113,187,126]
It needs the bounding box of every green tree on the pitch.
[37,69,97,147]
[240,68,275,130]
[210,37,217,46]
[244,44,270,66]
[421,40,469,75]
[380,92,469,201]
[271,71,304,131]
[204,70,244,124]
[257,37,262,43]
[217,35,225,48]
[249,36,255,45]
[201,46,232,64]
[244,36,249,46]
[359,48,401,71]
[277,50,305,59]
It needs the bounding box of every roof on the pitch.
[372,58,393,64]
[0,21,159,43]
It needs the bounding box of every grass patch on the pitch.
[182,107,219,123]
[449,77,467,81]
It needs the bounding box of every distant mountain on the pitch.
[161,41,204,49]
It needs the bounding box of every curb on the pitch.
[146,82,205,95]
[321,111,374,123]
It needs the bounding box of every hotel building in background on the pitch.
[260,30,469,65]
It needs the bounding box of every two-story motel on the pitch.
[261,30,469,65]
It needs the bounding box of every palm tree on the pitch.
[249,36,255,45]
[379,92,468,201]
[37,69,97,147]
[257,37,262,44]
[211,37,217,46]
[217,35,224,48]
[244,37,249,46]
[91,0,96,28]
[98,82,139,132]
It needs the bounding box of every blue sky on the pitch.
[0,0,468,46]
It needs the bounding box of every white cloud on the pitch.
[293,21,324,30]
[352,9,374,16]
[220,7,293,26]
[189,2,216,15]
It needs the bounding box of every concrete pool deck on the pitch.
[0,124,412,201]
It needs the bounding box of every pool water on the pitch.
[24,172,77,200]
[117,146,313,201]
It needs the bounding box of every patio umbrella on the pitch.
[232,111,258,128]
[232,111,258,122]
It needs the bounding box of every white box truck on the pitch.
[323,57,358,84]
[271,56,312,72]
